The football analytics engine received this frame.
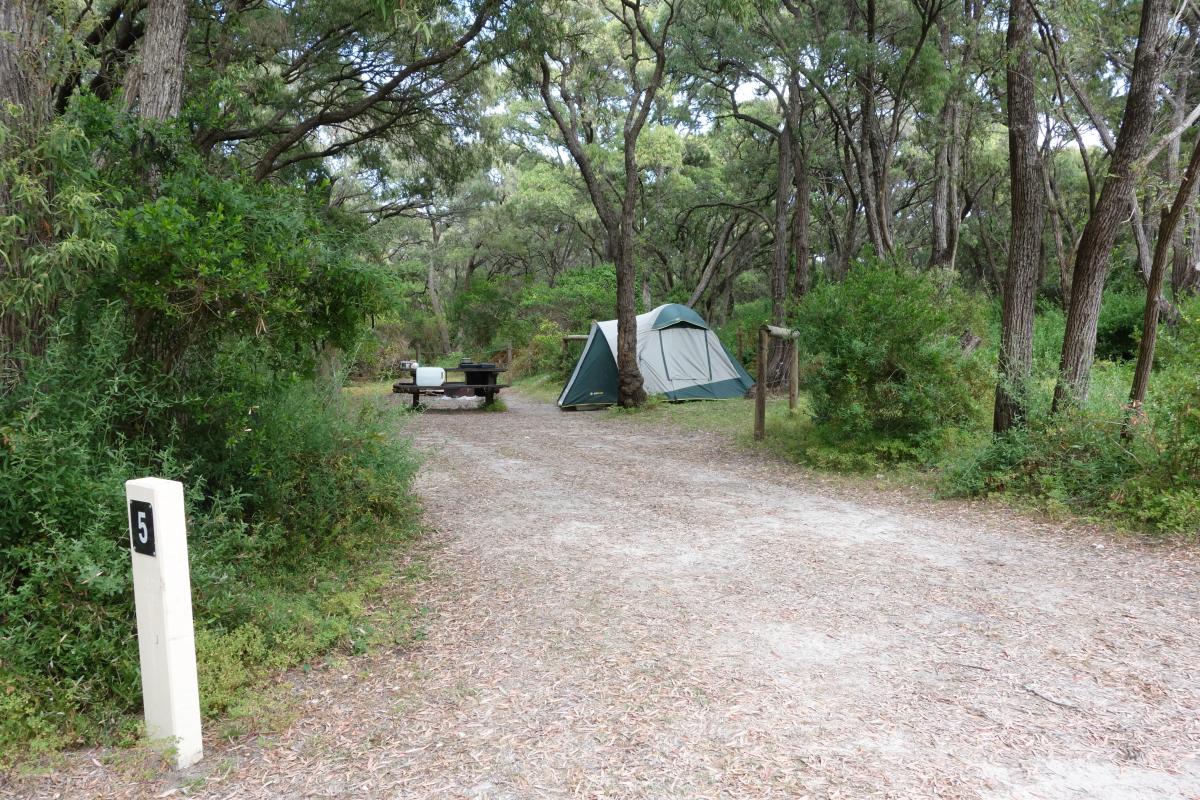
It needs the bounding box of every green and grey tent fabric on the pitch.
[558,303,754,407]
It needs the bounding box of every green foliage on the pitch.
[715,299,770,371]
[942,299,1200,535]
[791,260,990,463]
[0,314,420,755]
[446,266,616,377]
[0,104,418,757]
[1095,290,1146,362]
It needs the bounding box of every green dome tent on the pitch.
[558,304,754,407]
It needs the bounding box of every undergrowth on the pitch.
[0,318,423,762]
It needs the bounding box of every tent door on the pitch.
[658,327,712,382]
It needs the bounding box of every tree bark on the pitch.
[994,0,1046,433]
[930,20,960,270]
[1053,0,1173,410]
[687,216,738,307]
[792,147,811,297]
[426,215,452,355]
[127,0,189,120]
[771,131,794,327]
[1169,59,1196,297]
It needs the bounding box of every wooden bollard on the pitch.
[754,327,768,441]
[789,340,799,412]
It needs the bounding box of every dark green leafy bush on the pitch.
[1095,290,1146,362]
[0,103,418,756]
[791,260,990,463]
[942,299,1200,535]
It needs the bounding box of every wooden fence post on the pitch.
[755,326,767,441]
[788,340,798,412]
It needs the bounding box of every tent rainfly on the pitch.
[558,303,754,407]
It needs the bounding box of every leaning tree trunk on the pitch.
[1053,0,1173,410]
[1129,138,1200,411]
[994,0,1046,433]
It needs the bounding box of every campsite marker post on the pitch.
[755,325,802,441]
[755,327,768,440]
[125,477,203,769]
[789,341,799,412]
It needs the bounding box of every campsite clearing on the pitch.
[7,391,1200,799]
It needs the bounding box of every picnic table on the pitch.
[392,362,509,409]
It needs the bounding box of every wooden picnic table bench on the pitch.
[392,363,509,409]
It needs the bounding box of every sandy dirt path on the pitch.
[7,392,1200,799]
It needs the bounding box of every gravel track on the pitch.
[7,392,1200,799]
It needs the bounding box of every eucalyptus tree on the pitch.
[681,3,810,330]
[993,0,1045,433]
[518,0,683,407]
[186,0,504,185]
[1049,0,1176,409]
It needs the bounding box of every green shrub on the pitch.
[0,314,421,755]
[791,260,990,463]
[0,101,419,757]
[941,301,1200,536]
[1095,290,1145,362]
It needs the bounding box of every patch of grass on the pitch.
[512,374,565,403]
[621,393,933,484]
[605,394,665,416]
[343,380,396,399]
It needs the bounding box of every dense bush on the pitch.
[430,266,618,378]
[790,260,990,463]
[0,313,418,755]
[0,105,418,756]
[942,299,1200,535]
[1095,290,1146,362]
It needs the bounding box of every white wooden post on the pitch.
[125,477,203,769]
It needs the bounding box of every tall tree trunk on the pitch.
[427,216,452,355]
[1169,60,1196,297]
[792,142,811,297]
[771,132,794,326]
[614,207,646,406]
[1129,139,1200,411]
[856,96,886,254]
[994,0,1046,433]
[127,0,189,120]
[1053,0,1173,410]
[766,132,795,384]
[930,93,961,268]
